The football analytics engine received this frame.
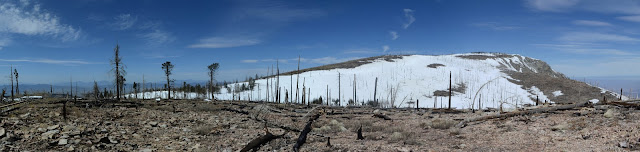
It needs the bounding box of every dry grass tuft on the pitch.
[312,119,347,134]
[426,119,458,129]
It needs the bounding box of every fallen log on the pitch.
[372,114,392,120]
[606,101,640,108]
[240,130,286,152]
[455,101,590,128]
[293,113,321,152]
[221,108,250,115]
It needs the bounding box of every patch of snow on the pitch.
[174,54,559,109]
[529,86,552,103]
[552,90,563,97]
[589,99,599,103]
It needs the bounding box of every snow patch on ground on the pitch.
[529,86,552,103]
[216,54,551,109]
[589,99,599,103]
[129,54,619,109]
[552,90,563,97]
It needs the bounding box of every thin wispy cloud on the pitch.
[572,20,612,26]
[144,54,181,59]
[389,31,399,40]
[192,0,325,49]
[138,29,175,47]
[534,43,633,55]
[343,48,379,54]
[559,32,640,43]
[306,56,360,64]
[0,37,10,50]
[242,60,259,63]
[472,22,520,30]
[383,45,390,52]
[112,14,137,30]
[0,58,92,65]
[554,56,640,77]
[617,15,640,23]
[402,9,415,29]
[131,20,175,47]
[526,0,640,14]
[0,0,81,42]
[241,56,360,65]
[525,0,578,12]
[234,0,326,23]
[188,37,260,48]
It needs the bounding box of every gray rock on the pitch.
[620,141,629,148]
[47,125,60,130]
[58,139,68,145]
[0,127,5,138]
[67,145,75,151]
[604,109,616,118]
[108,136,118,144]
[139,148,154,152]
[159,124,167,128]
[149,121,158,127]
[41,130,59,140]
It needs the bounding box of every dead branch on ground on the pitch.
[455,101,590,128]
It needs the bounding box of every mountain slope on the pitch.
[147,53,625,109]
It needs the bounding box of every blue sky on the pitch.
[1,0,640,86]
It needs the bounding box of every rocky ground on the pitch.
[1,99,639,151]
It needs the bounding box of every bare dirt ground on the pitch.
[1,99,639,151]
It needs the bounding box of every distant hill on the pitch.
[122,52,627,110]
[213,52,625,109]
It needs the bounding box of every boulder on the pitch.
[47,125,60,130]
[604,109,616,118]
[58,139,68,145]
[41,130,59,140]
[0,127,5,138]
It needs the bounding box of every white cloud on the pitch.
[526,0,640,14]
[232,0,326,23]
[188,37,261,48]
[617,15,640,23]
[0,58,91,65]
[112,14,137,30]
[553,56,640,77]
[526,0,579,12]
[343,48,379,54]
[389,31,399,40]
[562,48,632,55]
[242,60,259,63]
[243,56,360,65]
[402,9,415,29]
[559,32,640,43]
[138,29,175,46]
[572,20,612,26]
[533,43,633,55]
[0,37,10,50]
[307,57,360,64]
[472,22,520,30]
[383,45,390,52]
[0,1,81,42]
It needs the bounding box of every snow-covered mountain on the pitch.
[132,53,625,109]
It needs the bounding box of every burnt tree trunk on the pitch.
[293,113,321,152]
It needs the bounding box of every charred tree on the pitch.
[162,61,174,100]
[293,113,321,152]
[357,125,364,140]
[448,71,452,109]
[208,63,220,100]
[374,77,378,105]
